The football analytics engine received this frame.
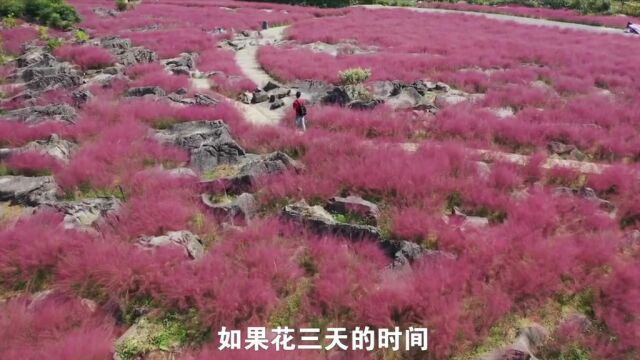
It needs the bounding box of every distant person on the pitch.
[292,91,307,132]
[626,22,640,34]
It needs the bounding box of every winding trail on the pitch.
[233,26,291,126]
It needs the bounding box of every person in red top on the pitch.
[292,91,307,132]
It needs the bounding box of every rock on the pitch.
[547,141,575,155]
[263,81,280,92]
[434,94,467,107]
[9,134,76,162]
[167,93,196,105]
[101,37,132,52]
[137,230,204,260]
[434,82,450,92]
[93,7,119,17]
[231,151,301,188]
[348,99,383,110]
[568,148,587,161]
[202,192,257,224]
[113,317,165,360]
[165,53,196,71]
[239,92,252,104]
[474,161,491,180]
[325,195,380,223]
[371,80,404,98]
[25,69,83,92]
[155,121,245,172]
[270,99,285,110]
[251,90,269,104]
[409,80,429,96]
[15,47,54,68]
[72,89,93,106]
[194,93,218,106]
[19,63,71,82]
[125,86,166,97]
[380,240,424,268]
[4,104,77,124]
[282,200,381,241]
[386,87,427,110]
[380,239,457,269]
[290,80,335,105]
[101,66,120,75]
[482,324,548,360]
[268,88,291,99]
[169,66,190,75]
[40,197,121,229]
[322,86,352,106]
[0,176,58,206]
[553,186,614,212]
[167,167,197,178]
[102,37,157,66]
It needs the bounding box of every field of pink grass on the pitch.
[259,8,640,160]
[2,1,640,360]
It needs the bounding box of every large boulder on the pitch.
[164,53,196,72]
[553,186,614,212]
[282,200,382,241]
[2,134,76,163]
[325,195,380,223]
[481,324,548,360]
[290,80,335,105]
[201,192,257,224]
[26,71,84,92]
[251,90,269,104]
[4,104,77,124]
[101,37,157,66]
[229,151,302,189]
[155,121,245,172]
[194,93,218,106]
[379,240,457,269]
[39,197,121,229]
[16,46,57,68]
[0,176,58,206]
[137,230,204,260]
[125,86,166,98]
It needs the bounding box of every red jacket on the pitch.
[293,99,304,116]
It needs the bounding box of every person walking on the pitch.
[292,91,307,132]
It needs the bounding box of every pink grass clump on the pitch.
[128,63,189,93]
[56,120,187,189]
[0,27,38,55]
[3,151,62,175]
[54,45,115,70]
[0,293,114,360]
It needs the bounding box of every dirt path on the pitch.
[360,4,625,34]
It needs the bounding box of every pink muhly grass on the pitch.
[3,151,62,175]
[54,45,115,70]
[0,27,38,55]
[0,121,69,147]
[128,64,189,93]
[0,293,114,360]
[55,120,188,189]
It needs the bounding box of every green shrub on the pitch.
[2,15,18,28]
[73,29,88,42]
[0,0,80,30]
[116,0,128,11]
[37,25,48,39]
[339,67,371,85]
[46,36,63,50]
